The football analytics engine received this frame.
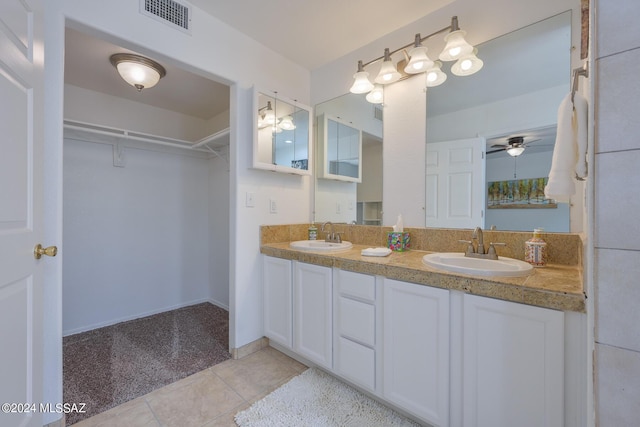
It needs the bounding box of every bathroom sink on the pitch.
[289,240,353,252]
[422,252,533,277]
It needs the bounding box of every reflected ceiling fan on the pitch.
[487,136,541,157]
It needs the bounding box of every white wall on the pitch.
[63,137,212,334]
[209,151,230,309]
[594,1,640,425]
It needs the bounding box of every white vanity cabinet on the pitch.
[333,269,379,392]
[293,262,333,369]
[263,256,293,348]
[383,278,450,427]
[458,293,564,427]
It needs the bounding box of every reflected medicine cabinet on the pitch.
[253,88,312,175]
[317,114,362,183]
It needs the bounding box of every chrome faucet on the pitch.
[459,227,505,260]
[321,221,342,243]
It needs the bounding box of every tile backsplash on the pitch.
[260,224,583,266]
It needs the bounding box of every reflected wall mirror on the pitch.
[253,89,312,175]
[317,114,362,182]
[314,11,573,231]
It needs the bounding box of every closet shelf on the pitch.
[63,119,230,154]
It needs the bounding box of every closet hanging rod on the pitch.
[192,127,230,149]
[571,63,588,103]
[63,120,212,153]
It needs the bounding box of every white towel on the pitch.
[544,92,588,202]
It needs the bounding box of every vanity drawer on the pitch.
[337,296,375,346]
[336,269,375,302]
[335,336,376,391]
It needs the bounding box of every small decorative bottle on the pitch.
[308,223,318,240]
[525,228,547,267]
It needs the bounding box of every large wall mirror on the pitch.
[314,11,573,231]
[254,89,312,175]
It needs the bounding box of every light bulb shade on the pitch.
[451,49,483,76]
[366,85,384,104]
[439,30,474,61]
[374,60,401,84]
[110,53,166,92]
[279,116,296,130]
[350,70,374,94]
[404,46,434,74]
[425,61,447,87]
[506,146,525,157]
[261,101,277,126]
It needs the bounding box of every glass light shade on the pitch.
[507,146,525,157]
[451,49,483,76]
[262,109,276,126]
[279,116,296,130]
[374,49,401,84]
[366,85,384,104]
[350,70,374,94]
[425,61,447,87]
[404,46,434,74]
[439,30,474,61]
[110,54,166,92]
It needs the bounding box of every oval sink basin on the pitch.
[422,252,533,277]
[289,240,353,252]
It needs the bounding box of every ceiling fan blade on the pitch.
[487,147,507,154]
[522,138,542,146]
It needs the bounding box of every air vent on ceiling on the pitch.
[140,0,192,34]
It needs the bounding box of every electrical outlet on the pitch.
[348,200,354,210]
[270,198,278,214]
[336,202,342,214]
[246,192,255,207]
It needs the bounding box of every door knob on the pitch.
[34,244,57,259]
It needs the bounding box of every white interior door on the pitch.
[426,137,486,229]
[0,1,47,426]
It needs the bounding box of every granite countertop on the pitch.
[261,242,585,313]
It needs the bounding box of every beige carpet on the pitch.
[235,368,422,426]
[63,302,230,425]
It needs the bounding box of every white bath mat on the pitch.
[234,368,421,427]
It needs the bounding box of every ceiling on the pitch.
[188,0,454,70]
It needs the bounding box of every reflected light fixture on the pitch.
[110,53,166,92]
[366,85,384,104]
[506,145,525,157]
[349,16,482,103]
[279,116,296,130]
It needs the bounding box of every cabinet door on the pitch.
[293,262,333,369]
[463,294,564,427]
[383,279,450,427]
[263,256,293,348]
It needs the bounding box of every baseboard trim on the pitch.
[231,337,269,359]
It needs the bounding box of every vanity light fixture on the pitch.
[258,101,277,128]
[109,53,166,92]
[374,48,402,84]
[349,16,482,103]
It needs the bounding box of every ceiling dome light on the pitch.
[350,60,375,94]
[109,53,166,92]
[366,85,384,104]
[374,48,401,84]
[425,61,447,87]
[439,29,474,62]
[451,49,483,76]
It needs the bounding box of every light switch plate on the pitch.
[270,198,278,213]
[246,192,255,207]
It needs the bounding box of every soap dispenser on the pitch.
[525,228,547,267]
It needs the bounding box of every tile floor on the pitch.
[72,346,307,427]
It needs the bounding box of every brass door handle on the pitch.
[34,244,57,259]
